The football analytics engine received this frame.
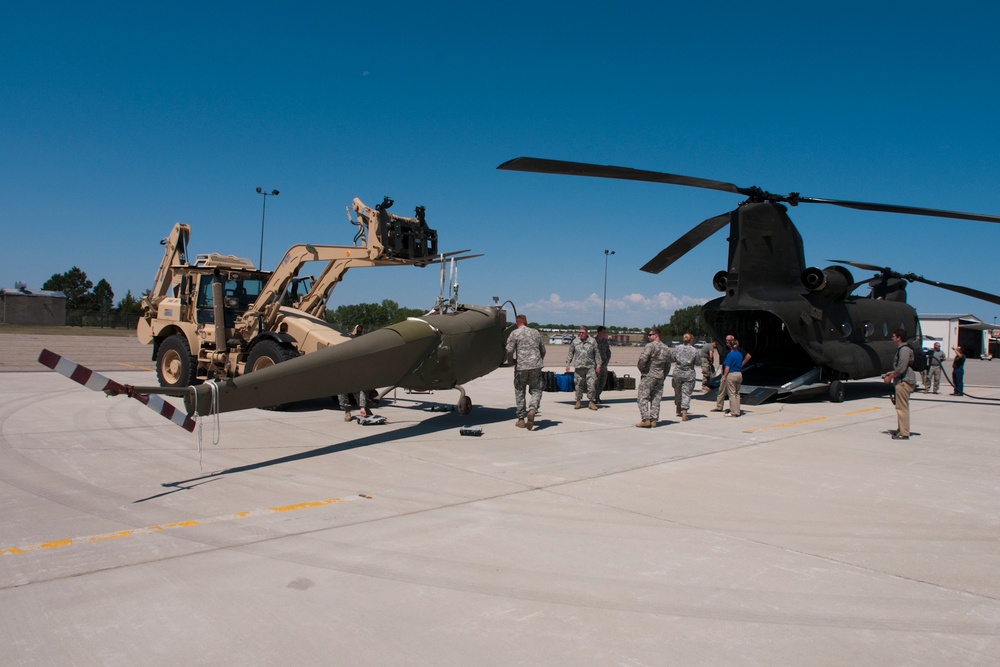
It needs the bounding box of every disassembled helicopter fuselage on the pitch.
[181,302,508,417]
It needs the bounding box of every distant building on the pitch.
[919,314,995,359]
[0,287,67,326]
[541,327,644,346]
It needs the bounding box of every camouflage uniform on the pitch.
[506,325,546,419]
[338,389,367,417]
[595,336,612,401]
[636,339,671,422]
[671,343,699,413]
[566,336,601,403]
[699,343,715,388]
[338,329,369,419]
[924,347,945,393]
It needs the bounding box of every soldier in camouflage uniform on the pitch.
[594,326,612,403]
[671,332,699,421]
[700,340,717,390]
[338,388,368,422]
[636,327,672,427]
[339,325,368,422]
[505,314,546,430]
[565,326,602,410]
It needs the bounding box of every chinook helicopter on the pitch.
[498,157,1000,403]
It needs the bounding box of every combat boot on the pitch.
[343,411,352,422]
[515,418,526,428]
[635,420,650,428]
[588,401,598,411]
[526,409,536,430]
[574,399,582,409]
[649,420,657,428]
[681,409,688,421]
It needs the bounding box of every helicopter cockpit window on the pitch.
[862,322,875,340]
[839,322,853,338]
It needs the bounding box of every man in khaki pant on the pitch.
[884,329,915,440]
[712,335,750,416]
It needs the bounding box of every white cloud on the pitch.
[524,291,709,327]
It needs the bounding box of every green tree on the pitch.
[116,290,142,316]
[653,305,710,339]
[43,266,93,309]
[92,279,115,312]
[326,299,424,332]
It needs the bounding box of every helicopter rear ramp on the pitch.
[740,386,778,405]
[738,365,827,404]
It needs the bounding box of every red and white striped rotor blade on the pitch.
[38,349,196,432]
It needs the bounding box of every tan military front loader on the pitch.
[137,196,444,389]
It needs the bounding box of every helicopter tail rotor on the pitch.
[38,349,196,431]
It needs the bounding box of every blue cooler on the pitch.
[555,373,575,392]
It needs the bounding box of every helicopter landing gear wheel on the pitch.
[828,379,845,403]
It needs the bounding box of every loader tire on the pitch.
[246,340,299,410]
[156,334,197,388]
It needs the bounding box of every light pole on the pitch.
[256,187,280,269]
[602,249,615,327]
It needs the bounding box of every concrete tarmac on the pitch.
[2,335,999,665]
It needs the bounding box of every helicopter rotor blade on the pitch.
[438,258,446,297]
[907,276,1000,307]
[498,157,748,197]
[422,252,484,266]
[641,212,731,274]
[38,349,196,431]
[800,197,1000,224]
[828,259,891,274]
[500,157,1000,224]
[830,260,1000,307]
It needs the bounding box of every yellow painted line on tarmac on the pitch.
[843,407,881,416]
[743,416,827,433]
[743,406,882,433]
[117,362,156,371]
[0,494,372,558]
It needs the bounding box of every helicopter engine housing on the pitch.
[801,265,854,301]
[712,270,728,293]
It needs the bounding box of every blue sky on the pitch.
[3,2,999,328]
